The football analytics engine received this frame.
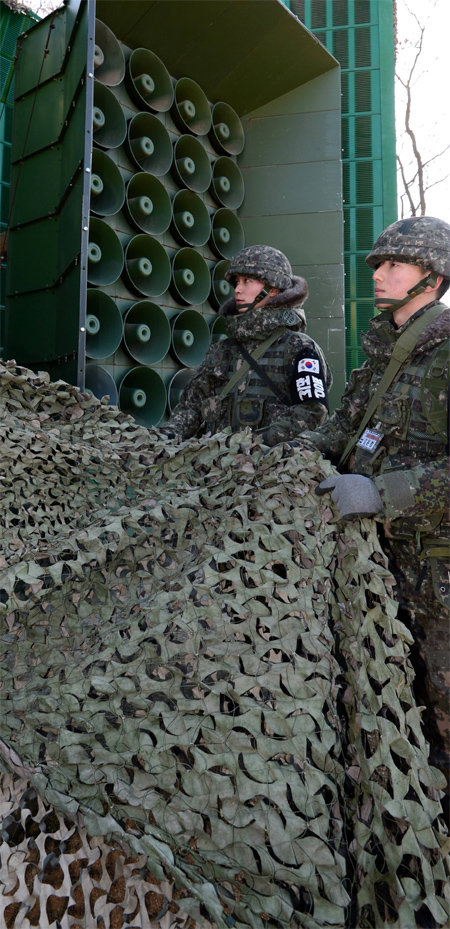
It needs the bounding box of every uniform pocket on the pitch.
[377,394,411,440]
[430,557,450,609]
[232,398,265,428]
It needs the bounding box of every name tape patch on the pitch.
[357,428,384,452]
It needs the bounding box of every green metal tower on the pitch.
[285,0,397,373]
[0,1,38,351]
[4,0,347,419]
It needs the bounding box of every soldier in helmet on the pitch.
[160,244,331,441]
[293,216,449,786]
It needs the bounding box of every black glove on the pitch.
[155,427,178,441]
[258,424,287,447]
[315,474,383,520]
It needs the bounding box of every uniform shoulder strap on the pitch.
[339,303,445,468]
[420,336,450,436]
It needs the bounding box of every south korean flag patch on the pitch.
[291,348,329,408]
[297,357,320,374]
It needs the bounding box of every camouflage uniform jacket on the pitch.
[162,278,331,441]
[303,300,449,539]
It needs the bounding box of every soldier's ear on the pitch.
[428,273,443,292]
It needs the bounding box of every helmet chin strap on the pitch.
[374,270,438,309]
[236,285,270,313]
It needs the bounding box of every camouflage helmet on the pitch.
[366,216,450,277]
[225,245,293,290]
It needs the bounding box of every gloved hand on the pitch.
[154,427,177,441]
[315,474,383,520]
[258,424,290,447]
[262,439,302,457]
[258,427,317,453]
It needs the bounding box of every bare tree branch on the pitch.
[425,172,450,194]
[395,0,445,216]
[4,0,63,14]
[422,144,450,170]
[397,154,416,217]
[396,19,426,213]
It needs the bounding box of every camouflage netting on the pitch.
[0,359,448,929]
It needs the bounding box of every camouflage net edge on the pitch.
[0,359,448,929]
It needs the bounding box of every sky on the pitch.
[395,0,450,223]
[17,0,450,225]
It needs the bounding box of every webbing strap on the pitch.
[422,543,450,558]
[234,339,290,404]
[339,303,444,468]
[218,327,287,400]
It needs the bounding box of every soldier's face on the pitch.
[372,260,425,307]
[233,275,265,311]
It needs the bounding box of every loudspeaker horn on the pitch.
[171,134,212,193]
[90,149,125,216]
[123,234,171,297]
[171,77,212,136]
[171,248,211,305]
[126,47,174,113]
[210,156,245,209]
[85,290,123,359]
[166,368,194,413]
[126,112,173,176]
[85,364,118,406]
[119,365,167,427]
[87,218,124,286]
[124,172,171,235]
[209,101,245,156]
[171,189,211,247]
[209,315,228,342]
[93,80,127,150]
[94,19,125,86]
[123,300,171,365]
[210,208,245,259]
[170,309,211,367]
[209,259,232,309]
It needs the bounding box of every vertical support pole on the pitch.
[77,0,96,391]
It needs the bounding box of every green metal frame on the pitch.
[0,2,38,353]
[286,0,397,374]
[5,0,93,388]
[5,0,346,420]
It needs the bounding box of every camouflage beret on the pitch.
[366,216,450,277]
[225,245,293,290]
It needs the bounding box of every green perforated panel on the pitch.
[0,2,38,354]
[286,0,397,374]
[5,0,346,421]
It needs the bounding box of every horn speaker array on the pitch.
[83,19,246,426]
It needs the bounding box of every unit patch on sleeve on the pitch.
[291,349,329,407]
